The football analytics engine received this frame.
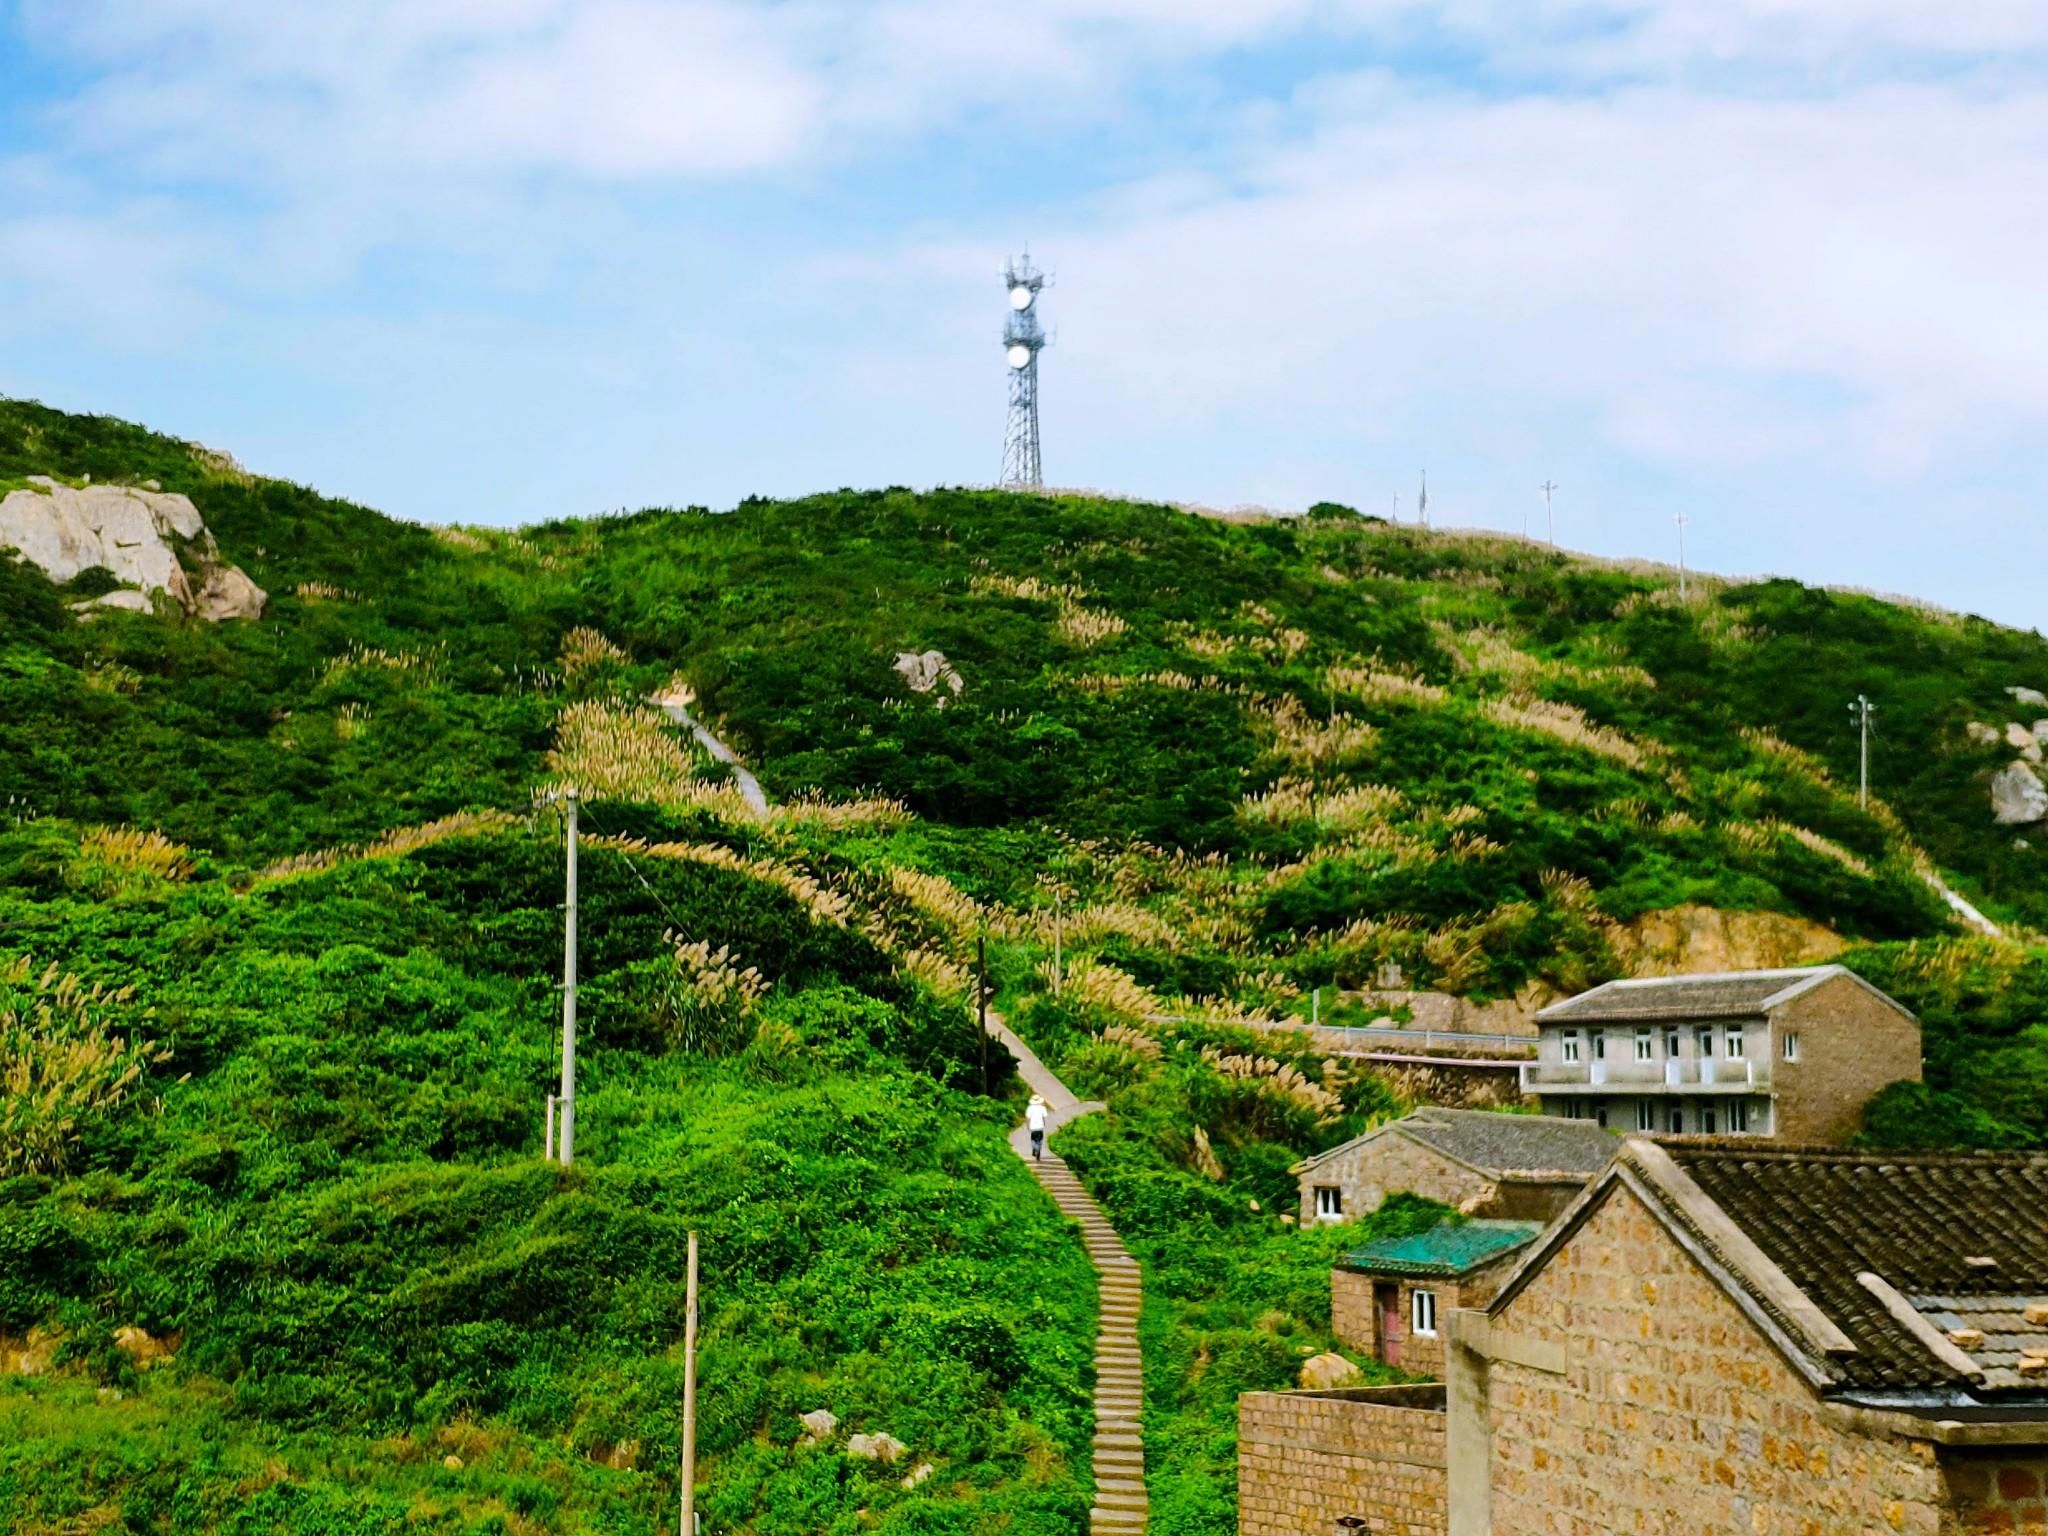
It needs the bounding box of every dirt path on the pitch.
[987,1013,1148,1535]
[654,695,769,815]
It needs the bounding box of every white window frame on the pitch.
[1726,1028,1746,1060]
[1593,1031,1607,1061]
[1634,1028,1653,1061]
[1783,1030,1799,1061]
[1664,1028,1680,1059]
[1411,1288,1438,1337]
[1314,1186,1342,1221]
[1635,1099,1655,1132]
[1694,1026,1714,1058]
[1729,1098,1749,1134]
[1561,1031,1581,1064]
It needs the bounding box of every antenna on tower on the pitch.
[1000,253,1049,488]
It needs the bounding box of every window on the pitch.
[1726,1028,1746,1060]
[1699,1103,1718,1135]
[1411,1288,1438,1337]
[1634,1028,1653,1061]
[1595,1104,1610,1129]
[1667,1104,1685,1134]
[1665,1028,1680,1058]
[1695,1026,1714,1058]
[1314,1186,1342,1221]
[1636,1099,1655,1132]
[1728,1098,1749,1133]
[1562,1031,1581,1064]
[1566,1098,1588,1121]
[1594,1031,1607,1060]
[1783,1031,1800,1061]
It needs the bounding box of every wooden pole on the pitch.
[679,1230,698,1536]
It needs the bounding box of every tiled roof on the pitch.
[1340,1219,1547,1278]
[1295,1107,1617,1179]
[1536,966,1888,1024]
[1396,1107,1619,1178]
[1658,1144,2048,1393]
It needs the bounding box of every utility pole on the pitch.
[977,925,990,1096]
[1541,480,1558,545]
[1417,469,1429,528]
[1673,512,1690,600]
[1052,887,1063,997]
[545,788,580,1166]
[678,1230,699,1536]
[1849,695,1876,808]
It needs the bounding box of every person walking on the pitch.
[1026,1094,1049,1160]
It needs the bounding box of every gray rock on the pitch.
[893,650,964,697]
[1991,761,2048,826]
[799,1408,839,1444]
[2008,686,2048,709]
[1966,721,2002,745]
[2007,723,2044,763]
[847,1431,908,1463]
[1,481,264,621]
[900,1461,934,1490]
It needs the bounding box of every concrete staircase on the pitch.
[986,1010,1148,1536]
[1027,1151,1148,1535]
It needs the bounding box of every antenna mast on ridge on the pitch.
[1001,253,1049,488]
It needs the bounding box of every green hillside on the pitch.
[4,397,2046,1533]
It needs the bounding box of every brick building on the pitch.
[1524,965,1921,1141]
[1243,1142,2048,1535]
[1447,1140,2048,1536]
[1333,1221,1544,1380]
[1293,1108,1616,1228]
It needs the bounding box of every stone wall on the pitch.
[1775,972,1923,1143]
[1238,1385,1447,1536]
[1298,1131,1496,1226]
[1482,1180,1949,1535]
[1941,1451,2048,1533]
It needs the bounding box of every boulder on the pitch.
[2009,686,2048,709]
[1299,1352,1362,1389]
[848,1431,908,1464]
[1992,761,2048,826]
[2006,722,2044,762]
[1,479,264,621]
[1967,721,2001,745]
[901,1461,934,1490]
[893,649,964,697]
[799,1408,839,1444]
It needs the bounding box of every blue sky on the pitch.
[2,1,2044,630]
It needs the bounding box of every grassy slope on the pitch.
[5,399,2048,1533]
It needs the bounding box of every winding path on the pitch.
[987,1013,1149,1536]
[654,694,769,815]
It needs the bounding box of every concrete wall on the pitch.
[1298,1132,1496,1227]
[1482,1180,1949,1535]
[1774,973,1923,1143]
[1238,1385,1447,1536]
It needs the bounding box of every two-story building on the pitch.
[1523,965,1920,1142]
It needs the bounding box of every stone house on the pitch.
[1525,965,1920,1141]
[1293,1108,1616,1228]
[1332,1220,1544,1380]
[1243,1141,2048,1535]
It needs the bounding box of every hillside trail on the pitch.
[987,1010,1149,1536]
[653,693,769,815]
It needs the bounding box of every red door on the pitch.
[1376,1282,1401,1366]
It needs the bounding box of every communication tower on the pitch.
[1001,254,1049,487]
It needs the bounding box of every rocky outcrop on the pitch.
[894,649,964,698]
[1612,904,1844,976]
[1298,1352,1363,1389]
[1992,761,2048,826]
[0,478,265,620]
[848,1431,908,1464]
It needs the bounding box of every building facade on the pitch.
[1332,1221,1543,1381]
[1243,1142,2048,1536]
[1294,1108,1616,1228]
[1524,966,1920,1142]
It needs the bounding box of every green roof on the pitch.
[1339,1219,1546,1279]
